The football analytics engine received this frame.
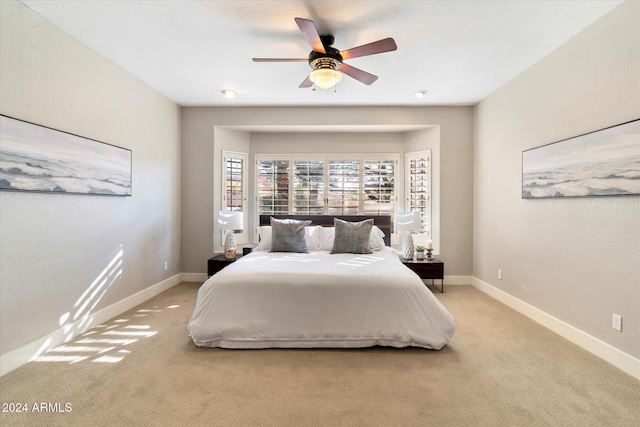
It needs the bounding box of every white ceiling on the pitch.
[20,0,622,107]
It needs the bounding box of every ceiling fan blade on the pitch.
[252,58,308,62]
[340,63,378,85]
[295,17,326,53]
[299,75,313,88]
[340,38,397,60]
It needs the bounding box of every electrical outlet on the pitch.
[163,261,168,271]
[612,314,622,332]
[498,269,502,280]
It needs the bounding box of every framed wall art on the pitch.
[522,119,640,198]
[0,115,131,196]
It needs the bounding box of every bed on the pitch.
[188,215,455,350]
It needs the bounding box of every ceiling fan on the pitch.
[252,17,397,90]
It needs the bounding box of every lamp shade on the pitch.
[218,210,243,231]
[395,212,421,232]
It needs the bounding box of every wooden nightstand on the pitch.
[207,254,242,277]
[400,257,444,293]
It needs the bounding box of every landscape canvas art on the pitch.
[0,115,131,196]
[522,119,640,198]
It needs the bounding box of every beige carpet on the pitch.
[1,284,638,427]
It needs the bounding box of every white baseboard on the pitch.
[472,277,640,380]
[181,272,207,283]
[0,274,182,377]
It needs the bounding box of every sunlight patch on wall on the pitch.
[59,312,70,326]
[36,244,127,363]
[72,247,124,320]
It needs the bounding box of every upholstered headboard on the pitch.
[259,214,391,247]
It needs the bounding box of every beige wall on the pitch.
[0,1,181,355]
[473,1,639,358]
[180,107,473,276]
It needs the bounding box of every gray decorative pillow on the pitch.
[331,218,374,254]
[270,218,312,253]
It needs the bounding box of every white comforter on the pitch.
[188,247,456,349]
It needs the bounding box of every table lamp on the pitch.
[218,210,243,260]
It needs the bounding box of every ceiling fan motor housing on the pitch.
[308,42,343,71]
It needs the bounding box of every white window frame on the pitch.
[326,155,362,216]
[255,156,292,224]
[221,150,248,245]
[362,155,398,220]
[405,150,432,247]
[292,156,326,215]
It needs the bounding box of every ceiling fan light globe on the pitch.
[309,69,342,89]
[221,89,236,99]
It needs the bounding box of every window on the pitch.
[255,155,398,237]
[328,158,360,215]
[225,156,244,210]
[405,151,431,237]
[293,159,325,214]
[363,158,396,217]
[257,159,290,215]
[222,151,248,243]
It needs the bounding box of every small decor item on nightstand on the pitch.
[426,239,434,260]
[219,210,243,260]
[415,246,425,260]
[225,246,236,260]
[396,212,421,260]
[242,245,252,256]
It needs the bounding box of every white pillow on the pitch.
[370,226,386,251]
[320,225,386,251]
[320,227,335,251]
[305,225,323,251]
[255,225,323,251]
[254,226,272,251]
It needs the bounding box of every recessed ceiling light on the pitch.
[221,90,237,99]
[415,91,427,98]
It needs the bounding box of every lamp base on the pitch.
[402,231,415,260]
[224,230,236,260]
